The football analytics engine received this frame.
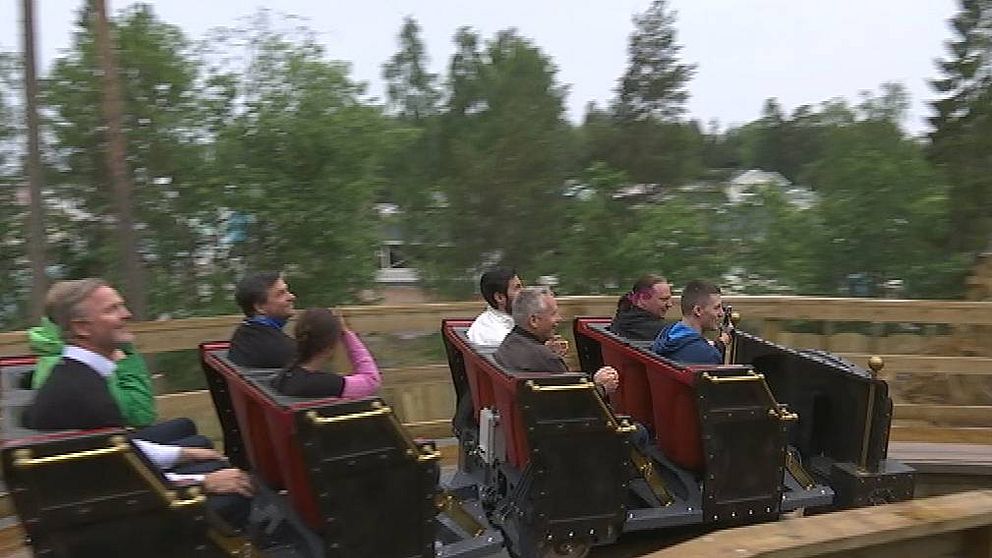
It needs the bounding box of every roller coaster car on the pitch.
[1,356,243,558]
[199,342,504,558]
[443,318,914,558]
[572,318,914,511]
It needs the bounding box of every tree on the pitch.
[382,16,439,121]
[44,4,212,317]
[615,0,696,122]
[929,0,992,252]
[806,120,968,297]
[422,29,570,293]
[617,195,726,289]
[553,164,635,293]
[210,17,404,306]
[0,52,27,329]
[578,1,702,188]
[380,17,442,254]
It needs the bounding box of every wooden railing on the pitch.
[647,489,992,557]
[3,296,991,444]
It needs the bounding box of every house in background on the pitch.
[371,203,427,304]
[725,169,818,210]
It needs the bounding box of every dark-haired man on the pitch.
[466,267,523,346]
[651,280,729,364]
[228,271,297,368]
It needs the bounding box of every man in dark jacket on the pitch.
[24,278,253,527]
[652,280,729,364]
[228,271,297,367]
[609,274,674,340]
[495,287,619,393]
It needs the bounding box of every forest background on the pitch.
[1,0,991,333]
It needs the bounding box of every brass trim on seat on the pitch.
[305,402,393,425]
[524,380,596,392]
[13,441,127,468]
[701,371,764,383]
[14,435,206,509]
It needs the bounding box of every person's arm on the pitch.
[132,439,183,470]
[340,331,382,398]
[166,469,254,497]
[109,348,157,427]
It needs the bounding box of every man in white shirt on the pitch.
[467,268,523,345]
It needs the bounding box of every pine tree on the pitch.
[382,17,439,121]
[928,0,992,252]
[615,0,696,122]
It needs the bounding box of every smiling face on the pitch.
[694,293,725,332]
[255,278,296,320]
[71,286,134,355]
[636,282,674,318]
[528,293,562,342]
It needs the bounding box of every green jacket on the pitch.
[28,318,157,427]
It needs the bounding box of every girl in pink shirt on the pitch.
[272,308,381,398]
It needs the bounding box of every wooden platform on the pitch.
[646,490,992,558]
[889,442,992,498]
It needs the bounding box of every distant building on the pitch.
[372,203,426,304]
[725,169,818,210]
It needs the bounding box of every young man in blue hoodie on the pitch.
[651,280,730,364]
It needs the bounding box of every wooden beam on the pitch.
[723,296,992,325]
[894,405,992,427]
[890,425,992,444]
[840,354,992,377]
[645,490,992,558]
[3,296,992,358]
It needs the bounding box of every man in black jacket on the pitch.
[495,287,619,393]
[609,274,673,341]
[24,278,253,526]
[228,271,297,367]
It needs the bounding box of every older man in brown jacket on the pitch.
[495,287,619,392]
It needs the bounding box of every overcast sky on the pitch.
[0,0,959,133]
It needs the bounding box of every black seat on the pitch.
[2,429,236,557]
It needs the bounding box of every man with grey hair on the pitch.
[494,287,619,392]
[24,279,254,526]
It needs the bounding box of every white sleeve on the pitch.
[165,472,206,484]
[132,439,183,470]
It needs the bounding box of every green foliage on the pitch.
[383,17,439,121]
[576,0,704,188]
[553,164,634,293]
[0,53,26,329]
[43,4,215,317]
[554,163,725,294]
[806,120,968,297]
[210,18,406,307]
[420,29,570,286]
[929,0,992,253]
[2,3,985,337]
[615,0,696,122]
[581,107,704,186]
